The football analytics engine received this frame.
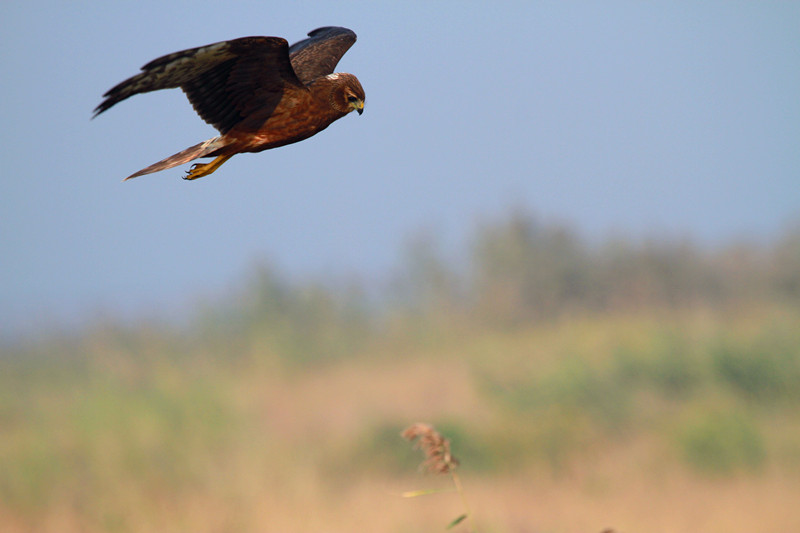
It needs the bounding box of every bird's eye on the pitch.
[347,95,359,103]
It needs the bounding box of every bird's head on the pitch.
[326,73,365,115]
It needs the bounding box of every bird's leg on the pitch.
[184,154,234,180]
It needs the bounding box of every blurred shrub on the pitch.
[332,422,421,476]
[712,329,800,403]
[612,331,703,397]
[676,409,766,474]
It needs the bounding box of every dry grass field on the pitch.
[3,216,799,532]
[2,306,800,532]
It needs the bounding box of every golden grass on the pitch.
[1,307,799,532]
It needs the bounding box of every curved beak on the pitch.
[352,99,364,115]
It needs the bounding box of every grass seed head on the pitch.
[402,423,459,474]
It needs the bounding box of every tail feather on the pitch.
[123,137,224,180]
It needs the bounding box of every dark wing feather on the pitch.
[94,36,306,134]
[181,37,304,133]
[93,39,241,117]
[289,27,357,85]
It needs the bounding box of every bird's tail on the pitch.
[123,137,225,181]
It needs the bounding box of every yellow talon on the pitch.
[183,154,234,180]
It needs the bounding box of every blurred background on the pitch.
[2,2,799,532]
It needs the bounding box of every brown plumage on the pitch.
[93,27,365,180]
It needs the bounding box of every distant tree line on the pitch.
[222,208,800,345]
[392,209,800,325]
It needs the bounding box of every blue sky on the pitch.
[1,2,798,333]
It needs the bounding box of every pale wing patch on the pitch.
[138,42,234,91]
[94,41,238,116]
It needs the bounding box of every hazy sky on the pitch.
[2,2,798,333]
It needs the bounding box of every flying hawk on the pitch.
[94,27,365,180]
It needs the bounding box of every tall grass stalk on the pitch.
[402,423,475,532]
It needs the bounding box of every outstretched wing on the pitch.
[289,27,357,85]
[94,37,305,134]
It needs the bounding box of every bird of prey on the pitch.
[94,27,365,180]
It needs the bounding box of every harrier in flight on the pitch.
[94,27,365,180]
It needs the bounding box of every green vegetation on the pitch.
[2,210,799,532]
[677,409,766,474]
